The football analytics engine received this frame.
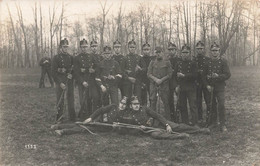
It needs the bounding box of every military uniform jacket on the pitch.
[39,57,51,68]
[202,58,231,91]
[113,54,125,71]
[96,58,122,87]
[195,55,210,86]
[74,53,95,85]
[174,59,198,91]
[122,53,146,82]
[140,55,153,86]
[168,55,180,89]
[90,104,168,126]
[52,53,73,85]
[147,58,172,90]
[88,52,102,85]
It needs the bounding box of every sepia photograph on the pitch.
[0,0,259,165]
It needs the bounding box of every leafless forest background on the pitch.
[0,0,260,68]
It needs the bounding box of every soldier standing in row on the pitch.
[52,38,76,122]
[88,40,102,114]
[167,42,179,122]
[74,39,95,120]
[203,42,231,132]
[194,41,211,124]
[96,46,122,106]
[39,53,54,88]
[147,46,172,120]
[175,45,198,125]
[122,39,146,102]
[112,40,125,98]
[140,43,153,106]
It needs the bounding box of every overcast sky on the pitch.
[0,0,180,24]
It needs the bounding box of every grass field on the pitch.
[0,66,259,165]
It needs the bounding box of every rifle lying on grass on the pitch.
[76,121,181,135]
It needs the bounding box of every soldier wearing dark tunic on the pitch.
[112,40,125,98]
[140,43,153,106]
[174,44,198,125]
[121,40,146,102]
[52,38,76,122]
[39,55,54,88]
[74,39,95,120]
[167,42,179,122]
[203,42,231,132]
[194,41,211,123]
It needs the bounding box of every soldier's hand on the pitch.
[207,75,212,79]
[212,73,219,78]
[175,86,180,94]
[156,79,163,85]
[207,85,212,92]
[89,68,95,73]
[67,73,72,79]
[166,124,173,133]
[198,69,203,74]
[128,77,136,83]
[177,72,185,78]
[135,65,142,72]
[83,81,88,88]
[60,83,66,90]
[83,118,92,124]
[100,85,107,92]
[108,75,115,80]
[139,125,146,129]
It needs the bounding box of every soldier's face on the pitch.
[114,46,121,54]
[155,52,163,59]
[103,52,112,59]
[143,47,151,56]
[169,49,177,56]
[91,45,98,53]
[196,48,204,55]
[181,52,190,60]
[62,46,69,53]
[211,49,220,58]
[131,101,140,111]
[128,45,136,54]
[119,102,127,110]
[81,46,88,53]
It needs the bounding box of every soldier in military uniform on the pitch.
[167,42,179,122]
[96,46,122,106]
[112,40,125,98]
[74,39,95,120]
[51,96,210,138]
[39,53,54,88]
[88,40,102,114]
[147,47,172,120]
[174,44,198,125]
[203,42,231,132]
[122,39,146,102]
[52,38,76,122]
[194,41,211,124]
[140,43,153,106]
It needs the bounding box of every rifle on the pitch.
[55,65,74,123]
[206,86,214,127]
[175,88,181,123]
[76,122,181,135]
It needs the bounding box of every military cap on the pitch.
[90,40,98,46]
[210,42,220,51]
[80,38,88,47]
[196,41,204,49]
[113,40,121,47]
[181,44,190,53]
[103,45,112,52]
[142,42,151,48]
[60,38,69,47]
[120,96,128,104]
[130,96,140,103]
[128,39,136,46]
[168,42,177,50]
[155,46,163,53]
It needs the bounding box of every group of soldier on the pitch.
[42,37,231,134]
